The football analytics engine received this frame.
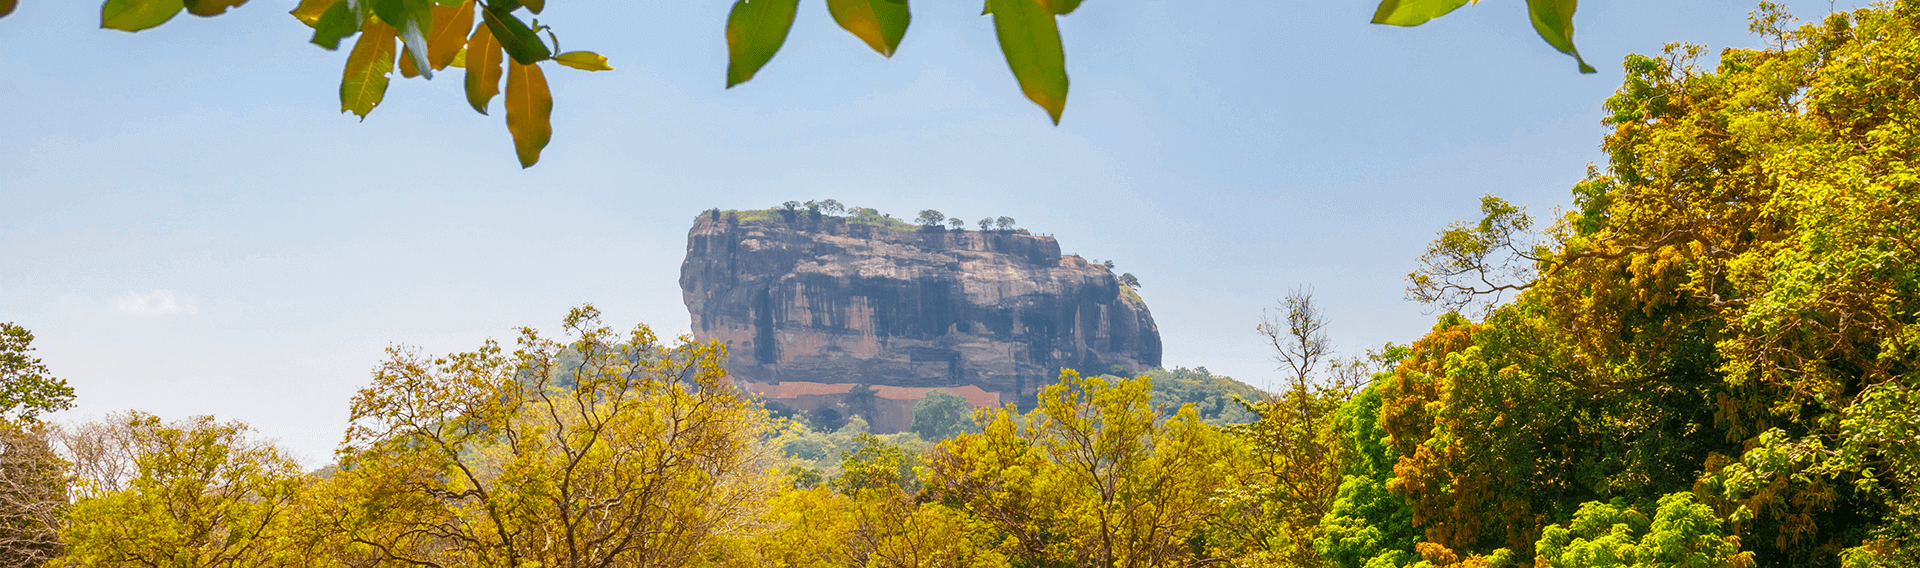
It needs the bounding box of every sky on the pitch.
[0,0,1858,464]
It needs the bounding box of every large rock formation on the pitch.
[680,210,1161,432]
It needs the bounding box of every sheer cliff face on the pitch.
[680,212,1161,420]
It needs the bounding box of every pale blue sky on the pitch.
[1,0,1852,462]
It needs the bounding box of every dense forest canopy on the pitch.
[5,1,1920,567]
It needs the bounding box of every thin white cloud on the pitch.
[115,289,199,317]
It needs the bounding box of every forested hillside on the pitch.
[3,3,1920,567]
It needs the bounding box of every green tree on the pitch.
[1532,493,1752,568]
[1128,366,1260,426]
[0,323,75,423]
[910,390,978,441]
[1316,378,1419,568]
[1404,195,1539,316]
[916,209,947,227]
[805,199,846,214]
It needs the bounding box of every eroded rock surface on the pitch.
[680,211,1161,430]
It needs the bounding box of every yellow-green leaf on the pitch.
[989,0,1067,124]
[426,0,474,70]
[553,51,613,71]
[0,0,16,19]
[825,0,910,57]
[724,0,799,87]
[1371,0,1470,26]
[182,0,246,17]
[1526,0,1594,73]
[464,20,504,114]
[521,0,542,14]
[101,0,183,32]
[341,20,398,118]
[504,60,552,168]
[291,0,333,26]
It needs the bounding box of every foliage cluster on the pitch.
[1357,4,1920,568]
[0,323,75,424]
[1099,366,1263,426]
[775,415,930,486]
[1,0,1603,168]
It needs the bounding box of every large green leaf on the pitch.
[724,0,799,87]
[989,0,1067,124]
[1371,0,1470,26]
[826,0,910,57]
[370,0,406,27]
[482,2,550,64]
[505,60,552,168]
[1526,0,1594,73]
[341,20,397,118]
[310,0,357,50]
[101,0,184,32]
[182,0,246,17]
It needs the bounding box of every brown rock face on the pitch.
[680,211,1161,430]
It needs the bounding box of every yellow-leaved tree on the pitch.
[926,370,1240,568]
[288,305,780,568]
[724,433,1008,568]
[53,412,307,568]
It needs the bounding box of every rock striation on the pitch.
[680,210,1161,431]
